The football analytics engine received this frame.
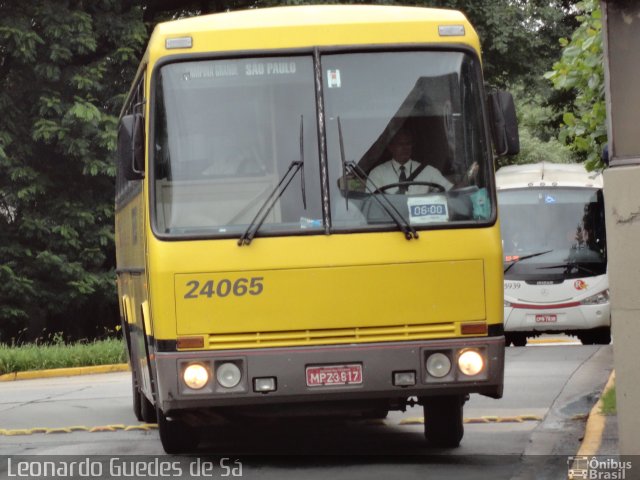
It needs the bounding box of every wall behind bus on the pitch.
[601,0,640,455]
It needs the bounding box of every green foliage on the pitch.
[545,0,605,170]
[0,1,147,341]
[499,85,577,168]
[252,0,578,90]
[0,0,583,341]
[0,336,127,375]
[600,385,617,415]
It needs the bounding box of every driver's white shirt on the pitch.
[367,158,452,194]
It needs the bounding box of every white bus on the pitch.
[496,163,610,346]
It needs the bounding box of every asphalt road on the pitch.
[0,342,614,479]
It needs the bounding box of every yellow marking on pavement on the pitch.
[124,424,158,431]
[398,415,541,426]
[68,426,90,432]
[0,364,130,382]
[28,428,49,434]
[464,417,491,424]
[89,426,117,432]
[577,370,615,456]
[527,338,578,345]
[0,415,544,437]
[496,416,524,423]
[0,424,157,436]
[45,428,72,434]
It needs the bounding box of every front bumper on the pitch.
[154,336,504,413]
[504,303,611,333]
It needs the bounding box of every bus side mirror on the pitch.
[118,113,145,180]
[488,91,520,156]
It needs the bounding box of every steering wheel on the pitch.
[373,181,446,194]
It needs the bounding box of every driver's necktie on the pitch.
[398,165,408,194]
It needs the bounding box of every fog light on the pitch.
[216,362,242,388]
[183,363,209,390]
[426,352,451,378]
[458,350,484,376]
[253,377,277,392]
[393,371,416,386]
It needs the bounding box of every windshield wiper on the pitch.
[337,117,417,241]
[537,262,597,276]
[504,249,553,274]
[238,117,306,246]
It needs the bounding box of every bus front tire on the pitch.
[422,395,464,448]
[131,372,143,422]
[140,390,157,424]
[157,408,199,454]
[579,327,611,345]
[505,333,527,347]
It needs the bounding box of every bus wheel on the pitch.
[157,408,199,454]
[507,333,527,347]
[140,390,157,424]
[131,372,143,422]
[362,409,389,420]
[579,327,611,345]
[422,395,464,448]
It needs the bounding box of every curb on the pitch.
[577,369,616,456]
[0,364,130,382]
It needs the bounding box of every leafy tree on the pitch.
[545,0,605,170]
[0,1,147,342]
[498,86,576,168]
[0,0,584,342]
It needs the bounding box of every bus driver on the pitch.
[367,128,478,194]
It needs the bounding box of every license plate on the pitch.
[535,314,557,323]
[306,364,363,387]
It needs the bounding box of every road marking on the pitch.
[0,364,130,382]
[399,415,542,425]
[577,370,616,456]
[526,338,581,346]
[0,415,544,436]
[0,424,158,436]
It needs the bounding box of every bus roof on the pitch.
[147,5,479,63]
[496,162,603,190]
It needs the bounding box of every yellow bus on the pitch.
[116,5,519,454]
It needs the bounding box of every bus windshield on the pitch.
[499,187,607,280]
[324,51,492,229]
[152,50,493,239]
[153,56,322,237]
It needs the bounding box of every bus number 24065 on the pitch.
[184,277,264,299]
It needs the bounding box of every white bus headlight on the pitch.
[216,362,242,388]
[458,350,484,376]
[580,289,609,305]
[504,299,512,307]
[183,363,210,390]
[426,352,452,378]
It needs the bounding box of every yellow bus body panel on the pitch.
[147,6,480,67]
[148,227,503,347]
[126,6,502,350]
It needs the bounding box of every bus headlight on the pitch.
[580,289,609,305]
[216,362,242,388]
[458,350,484,376]
[183,363,210,390]
[426,352,452,378]
[504,299,512,307]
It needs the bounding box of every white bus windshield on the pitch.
[499,187,607,280]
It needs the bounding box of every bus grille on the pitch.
[207,322,456,350]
